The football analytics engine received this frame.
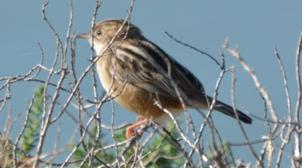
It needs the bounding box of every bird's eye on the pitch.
[96,30,102,37]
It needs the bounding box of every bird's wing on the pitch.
[110,39,206,103]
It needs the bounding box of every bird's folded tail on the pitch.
[206,96,252,124]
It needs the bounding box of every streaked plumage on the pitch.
[78,19,252,137]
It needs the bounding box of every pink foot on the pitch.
[126,116,148,139]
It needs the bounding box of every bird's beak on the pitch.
[76,32,91,40]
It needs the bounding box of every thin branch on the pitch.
[165,32,222,68]
[294,32,302,159]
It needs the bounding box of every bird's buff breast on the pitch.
[95,56,183,123]
[95,56,115,93]
[95,56,143,112]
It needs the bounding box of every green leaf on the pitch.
[19,86,44,154]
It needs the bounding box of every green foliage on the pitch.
[0,86,44,167]
[70,123,115,168]
[19,86,44,153]
[71,121,186,167]
[143,123,185,168]
[70,141,115,167]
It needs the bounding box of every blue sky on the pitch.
[0,0,301,166]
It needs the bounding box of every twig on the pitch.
[165,32,222,68]
[294,32,302,160]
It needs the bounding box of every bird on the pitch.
[77,19,252,138]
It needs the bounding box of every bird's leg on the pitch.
[126,116,148,139]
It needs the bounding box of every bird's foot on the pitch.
[125,116,148,139]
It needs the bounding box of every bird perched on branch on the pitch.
[77,19,252,139]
